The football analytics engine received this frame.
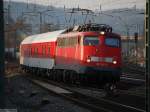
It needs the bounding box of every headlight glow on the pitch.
[87,58,91,63]
[100,31,105,35]
[113,60,117,64]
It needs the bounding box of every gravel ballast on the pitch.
[5,74,91,112]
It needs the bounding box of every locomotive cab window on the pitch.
[83,36,99,46]
[105,38,120,47]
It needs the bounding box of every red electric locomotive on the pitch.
[55,24,121,84]
[20,24,122,91]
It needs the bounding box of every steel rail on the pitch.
[26,74,146,112]
[26,75,110,112]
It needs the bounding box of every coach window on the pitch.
[34,48,38,57]
[24,49,26,56]
[34,48,37,57]
[45,46,47,55]
[30,47,32,57]
[33,48,34,56]
[27,49,29,56]
[42,46,45,56]
[37,48,38,56]
[28,48,30,56]
[36,48,38,56]
[29,48,31,56]
[34,48,35,56]
[42,46,47,56]
[48,47,50,55]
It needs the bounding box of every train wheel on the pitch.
[56,70,62,82]
[75,73,80,86]
[48,70,53,80]
[50,70,54,80]
[70,71,77,84]
[56,70,60,82]
[63,70,67,83]
[104,83,118,97]
[53,70,58,81]
[66,71,71,83]
[65,70,71,83]
[69,71,72,84]
[46,70,50,77]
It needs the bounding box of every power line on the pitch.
[102,0,144,5]
[93,0,145,11]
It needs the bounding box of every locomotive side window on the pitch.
[57,38,62,46]
[57,37,78,47]
[57,38,65,47]
[83,36,99,46]
[105,38,120,47]
[64,38,68,46]
[68,37,78,46]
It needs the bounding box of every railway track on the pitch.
[121,76,145,84]
[121,72,145,86]
[25,74,146,112]
[123,64,145,76]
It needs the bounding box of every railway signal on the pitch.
[0,1,5,108]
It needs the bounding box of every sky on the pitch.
[5,0,145,11]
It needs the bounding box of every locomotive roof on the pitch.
[21,30,65,44]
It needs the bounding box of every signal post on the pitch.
[146,0,150,112]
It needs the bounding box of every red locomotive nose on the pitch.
[81,32,121,69]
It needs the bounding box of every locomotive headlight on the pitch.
[100,31,105,35]
[113,60,117,64]
[87,58,91,63]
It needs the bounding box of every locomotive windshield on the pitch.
[105,38,120,47]
[83,36,99,46]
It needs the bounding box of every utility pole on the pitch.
[39,12,42,33]
[7,1,10,25]
[126,27,130,56]
[0,1,5,108]
[145,0,150,112]
[99,4,101,14]
[134,32,138,66]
